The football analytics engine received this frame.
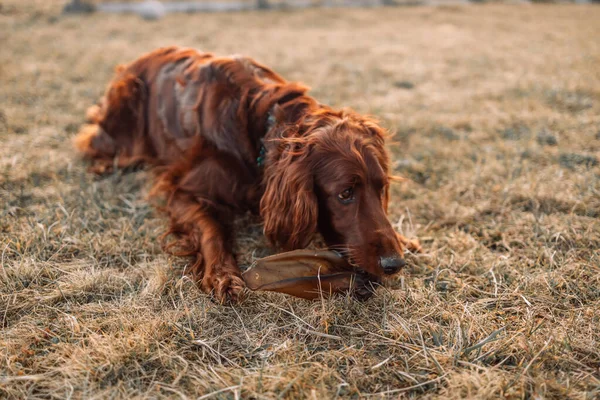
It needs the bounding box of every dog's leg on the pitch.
[196,212,245,303]
[73,124,145,174]
[162,193,245,303]
[73,124,115,160]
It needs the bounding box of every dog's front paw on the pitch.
[202,270,246,304]
[397,233,423,254]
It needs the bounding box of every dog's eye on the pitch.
[338,187,355,204]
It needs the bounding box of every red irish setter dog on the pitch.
[74,46,419,302]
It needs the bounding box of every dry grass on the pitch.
[1,2,600,398]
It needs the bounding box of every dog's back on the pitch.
[74,46,287,173]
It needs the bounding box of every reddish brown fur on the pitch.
[74,46,418,302]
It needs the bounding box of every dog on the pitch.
[74,46,419,302]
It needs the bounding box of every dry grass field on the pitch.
[1,1,600,398]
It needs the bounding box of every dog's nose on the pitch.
[379,256,406,275]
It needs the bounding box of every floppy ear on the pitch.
[260,143,318,250]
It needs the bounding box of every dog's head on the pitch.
[260,109,405,278]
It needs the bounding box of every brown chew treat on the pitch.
[242,250,373,300]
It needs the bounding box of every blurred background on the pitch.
[1,0,599,398]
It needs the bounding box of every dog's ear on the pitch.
[260,141,318,250]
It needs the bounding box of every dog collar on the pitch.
[266,112,277,130]
[256,141,267,167]
[257,110,277,167]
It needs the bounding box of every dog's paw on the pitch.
[202,270,246,304]
[397,233,423,254]
[405,239,422,254]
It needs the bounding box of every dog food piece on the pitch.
[242,249,372,300]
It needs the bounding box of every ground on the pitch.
[1,1,599,399]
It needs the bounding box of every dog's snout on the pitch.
[379,255,406,275]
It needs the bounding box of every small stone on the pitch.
[62,0,95,14]
[536,128,558,146]
[12,125,27,135]
[394,80,415,90]
[137,0,166,20]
